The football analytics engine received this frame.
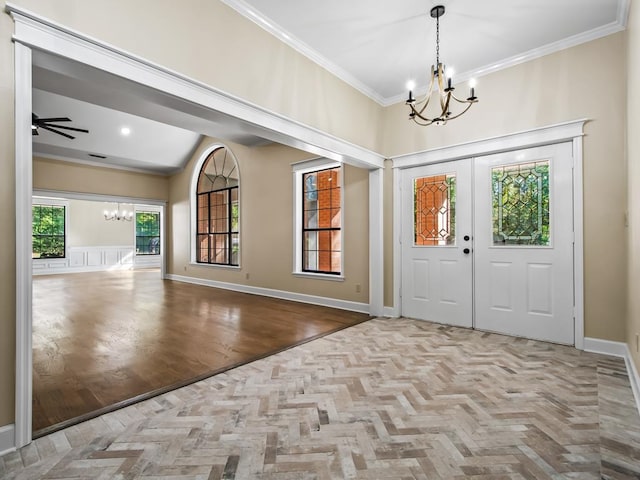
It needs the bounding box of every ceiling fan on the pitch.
[32,113,89,139]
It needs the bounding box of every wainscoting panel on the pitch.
[32,246,157,275]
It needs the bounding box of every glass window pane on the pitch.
[197,235,209,262]
[414,174,456,246]
[32,205,65,258]
[135,211,161,255]
[492,161,550,246]
[231,233,239,265]
[301,166,341,274]
[196,147,240,266]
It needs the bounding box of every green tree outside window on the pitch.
[32,204,65,258]
[136,211,161,255]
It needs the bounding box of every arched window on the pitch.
[195,146,239,266]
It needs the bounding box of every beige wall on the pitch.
[67,199,134,247]
[6,0,383,153]
[384,33,628,342]
[33,157,169,201]
[627,3,640,373]
[169,137,370,303]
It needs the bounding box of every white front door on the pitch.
[400,159,473,328]
[474,143,574,344]
[400,143,574,344]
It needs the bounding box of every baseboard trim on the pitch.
[0,424,15,457]
[584,337,640,415]
[166,274,370,314]
[383,306,399,318]
[584,337,628,357]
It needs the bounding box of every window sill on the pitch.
[189,262,241,270]
[292,271,344,282]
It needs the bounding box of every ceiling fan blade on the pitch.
[38,124,75,139]
[44,124,89,133]
[38,117,71,123]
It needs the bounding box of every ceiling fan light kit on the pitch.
[32,113,89,139]
[406,5,478,126]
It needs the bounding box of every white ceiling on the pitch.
[223,0,628,105]
[32,89,202,175]
[32,1,629,174]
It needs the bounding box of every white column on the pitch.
[369,168,384,316]
[15,41,33,449]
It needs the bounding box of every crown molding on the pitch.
[223,0,629,108]
[220,0,387,105]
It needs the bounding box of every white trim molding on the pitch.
[0,424,15,457]
[32,245,139,275]
[6,3,384,170]
[292,159,343,278]
[166,274,369,314]
[393,120,587,169]
[584,337,640,416]
[14,40,32,450]
[392,120,586,349]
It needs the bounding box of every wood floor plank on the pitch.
[32,270,370,435]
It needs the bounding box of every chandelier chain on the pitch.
[436,12,440,67]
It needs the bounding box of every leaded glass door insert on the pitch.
[414,174,456,246]
[492,161,550,246]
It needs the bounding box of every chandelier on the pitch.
[406,5,478,126]
[104,204,133,222]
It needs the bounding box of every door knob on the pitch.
[464,235,470,241]
[463,248,470,254]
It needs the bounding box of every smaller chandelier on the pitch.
[406,5,478,126]
[104,204,133,222]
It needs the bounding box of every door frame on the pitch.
[392,120,586,347]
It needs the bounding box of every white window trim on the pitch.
[32,196,69,261]
[292,158,344,280]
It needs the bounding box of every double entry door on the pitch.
[400,143,574,344]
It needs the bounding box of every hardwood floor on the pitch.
[32,270,370,436]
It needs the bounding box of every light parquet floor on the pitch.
[4,318,640,479]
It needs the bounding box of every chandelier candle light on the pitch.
[104,204,133,222]
[406,5,478,126]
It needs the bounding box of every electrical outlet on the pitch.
[355,283,361,293]
[245,272,250,280]
[184,265,187,271]
[636,333,639,353]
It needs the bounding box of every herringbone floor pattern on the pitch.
[2,318,639,479]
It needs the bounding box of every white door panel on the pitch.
[401,160,473,328]
[474,143,574,344]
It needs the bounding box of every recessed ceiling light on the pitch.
[120,126,131,136]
